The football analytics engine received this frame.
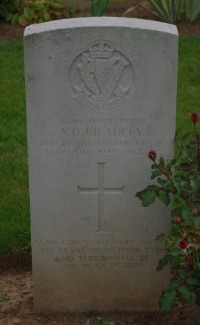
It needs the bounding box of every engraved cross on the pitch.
[78,162,125,233]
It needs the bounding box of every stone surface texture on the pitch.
[24,17,178,313]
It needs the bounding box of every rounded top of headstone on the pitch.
[24,17,178,38]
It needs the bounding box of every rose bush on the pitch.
[136,112,200,312]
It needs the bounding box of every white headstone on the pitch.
[24,17,178,312]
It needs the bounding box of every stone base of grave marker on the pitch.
[24,17,178,312]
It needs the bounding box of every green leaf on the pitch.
[181,209,191,221]
[169,248,183,256]
[23,7,34,20]
[171,159,177,166]
[10,13,19,25]
[151,169,162,179]
[135,186,158,207]
[159,156,165,166]
[85,319,91,325]
[172,223,181,235]
[0,298,10,303]
[186,278,200,286]
[185,0,200,22]
[158,190,170,206]
[91,0,110,16]
[177,269,186,280]
[156,255,169,271]
[159,289,177,312]
[190,179,200,191]
[18,14,29,27]
[140,190,157,207]
[167,282,179,291]
[43,10,50,21]
[157,178,166,185]
[152,163,158,170]
[169,254,185,267]
[179,286,192,304]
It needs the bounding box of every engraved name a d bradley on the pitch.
[69,38,134,111]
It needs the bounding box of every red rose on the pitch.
[148,150,156,160]
[190,112,199,122]
[179,241,188,249]
[175,216,182,224]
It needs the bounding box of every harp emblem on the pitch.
[69,38,134,111]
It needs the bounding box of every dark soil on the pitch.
[0,3,200,324]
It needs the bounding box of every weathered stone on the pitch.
[24,17,178,312]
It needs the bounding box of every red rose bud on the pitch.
[175,216,182,224]
[148,150,156,160]
[190,112,199,122]
[179,241,188,249]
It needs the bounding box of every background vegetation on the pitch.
[0,0,200,25]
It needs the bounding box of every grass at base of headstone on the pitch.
[0,36,199,254]
[0,41,30,254]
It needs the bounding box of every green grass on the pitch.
[177,36,200,136]
[0,41,30,254]
[0,36,199,253]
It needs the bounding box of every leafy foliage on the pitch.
[144,0,200,23]
[159,286,177,312]
[1,0,69,26]
[0,0,16,21]
[1,0,111,25]
[185,0,200,22]
[1,0,200,25]
[136,113,200,311]
[148,0,183,23]
[91,0,110,16]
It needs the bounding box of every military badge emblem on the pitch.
[69,38,134,110]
